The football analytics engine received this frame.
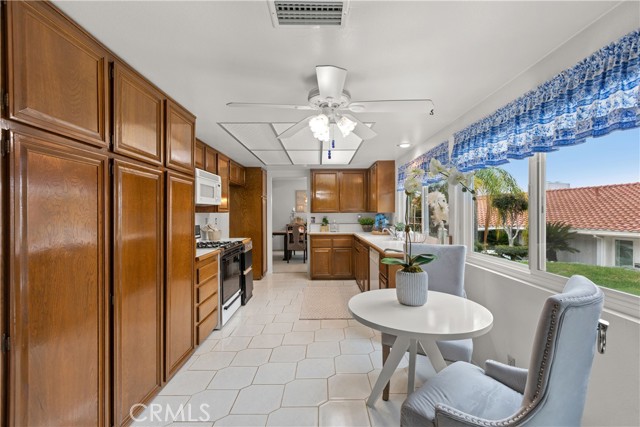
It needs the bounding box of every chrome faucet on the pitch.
[383,226,402,240]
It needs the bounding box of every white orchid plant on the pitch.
[428,158,476,200]
[381,168,436,273]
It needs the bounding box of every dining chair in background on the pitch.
[287,224,307,263]
[401,275,605,427]
[381,244,470,400]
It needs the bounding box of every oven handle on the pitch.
[242,266,253,276]
[224,293,242,310]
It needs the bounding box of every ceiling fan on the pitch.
[227,65,434,142]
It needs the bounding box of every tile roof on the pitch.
[475,182,640,233]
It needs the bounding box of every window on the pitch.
[426,181,448,239]
[615,240,634,267]
[472,159,529,264]
[544,129,640,296]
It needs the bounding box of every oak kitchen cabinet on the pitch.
[3,2,198,426]
[113,62,164,165]
[310,235,354,279]
[230,168,268,279]
[8,130,109,427]
[195,252,220,344]
[311,166,393,214]
[165,100,195,175]
[164,172,195,380]
[6,0,109,148]
[354,237,370,292]
[113,159,164,427]
[195,139,205,169]
[367,160,396,213]
[230,160,246,186]
[217,153,230,212]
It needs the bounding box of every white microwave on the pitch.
[195,168,222,205]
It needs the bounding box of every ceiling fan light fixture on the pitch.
[309,114,331,142]
[336,115,356,137]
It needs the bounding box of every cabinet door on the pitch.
[113,160,163,427]
[311,248,332,279]
[339,171,366,212]
[165,100,195,175]
[311,171,339,212]
[205,147,217,174]
[113,62,164,165]
[368,164,377,212]
[230,161,245,186]
[195,140,205,170]
[165,172,195,380]
[217,154,230,212]
[7,1,108,147]
[332,248,354,278]
[354,244,363,291]
[10,132,108,426]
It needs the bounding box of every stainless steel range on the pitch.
[196,239,244,327]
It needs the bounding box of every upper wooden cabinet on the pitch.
[195,139,205,169]
[368,160,396,213]
[9,131,108,427]
[311,170,366,213]
[230,161,245,186]
[204,146,217,174]
[311,171,340,212]
[165,100,195,175]
[217,153,230,212]
[113,62,164,165]
[7,1,109,147]
[339,170,367,212]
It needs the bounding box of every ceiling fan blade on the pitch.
[316,65,347,101]
[346,99,435,114]
[277,117,312,139]
[226,102,316,111]
[343,114,377,140]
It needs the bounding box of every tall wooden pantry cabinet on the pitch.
[1,1,196,426]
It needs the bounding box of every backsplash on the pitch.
[307,212,395,233]
[195,213,229,239]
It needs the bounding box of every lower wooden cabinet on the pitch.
[354,238,369,292]
[310,235,354,279]
[113,159,164,427]
[9,131,108,427]
[195,253,220,344]
[165,172,195,380]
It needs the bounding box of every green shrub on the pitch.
[494,245,528,260]
[358,217,375,225]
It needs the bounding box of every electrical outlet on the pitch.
[507,355,516,366]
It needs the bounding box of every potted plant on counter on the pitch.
[358,217,375,232]
[320,216,329,232]
[382,168,437,306]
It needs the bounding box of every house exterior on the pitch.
[475,182,640,268]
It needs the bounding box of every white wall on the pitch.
[272,178,307,250]
[393,4,640,425]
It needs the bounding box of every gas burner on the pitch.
[196,240,243,251]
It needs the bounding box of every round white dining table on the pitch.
[348,289,493,407]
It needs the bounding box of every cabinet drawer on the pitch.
[311,237,332,248]
[332,237,353,248]
[197,279,217,303]
[197,257,218,284]
[197,295,217,322]
[197,309,218,343]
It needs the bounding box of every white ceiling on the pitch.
[53,0,620,169]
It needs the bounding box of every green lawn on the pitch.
[546,262,640,296]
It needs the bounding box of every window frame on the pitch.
[456,153,640,319]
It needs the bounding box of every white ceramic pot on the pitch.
[395,270,428,306]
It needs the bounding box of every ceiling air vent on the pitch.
[268,1,349,28]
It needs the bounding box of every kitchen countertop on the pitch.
[308,231,437,256]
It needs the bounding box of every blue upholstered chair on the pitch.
[381,244,470,400]
[401,275,604,427]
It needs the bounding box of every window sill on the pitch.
[466,252,640,321]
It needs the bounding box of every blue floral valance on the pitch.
[397,141,449,191]
[452,29,640,172]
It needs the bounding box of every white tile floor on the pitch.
[133,272,436,427]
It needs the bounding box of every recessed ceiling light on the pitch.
[397,142,411,148]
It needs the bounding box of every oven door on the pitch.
[221,249,242,305]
